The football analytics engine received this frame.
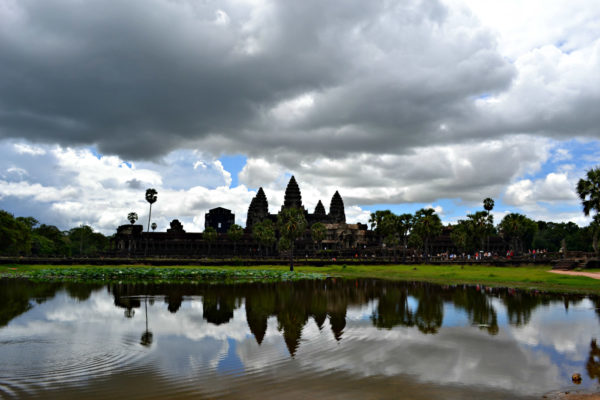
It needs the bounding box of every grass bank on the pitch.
[0,264,598,294]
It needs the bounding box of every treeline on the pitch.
[370,202,597,255]
[0,210,110,257]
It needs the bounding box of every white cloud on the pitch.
[13,143,46,156]
[504,172,578,207]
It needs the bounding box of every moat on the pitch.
[1,279,600,399]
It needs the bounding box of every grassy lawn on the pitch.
[0,263,598,294]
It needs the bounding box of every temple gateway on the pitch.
[113,176,371,257]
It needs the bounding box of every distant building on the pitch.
[111,176,373,257]
[205,207,235,234]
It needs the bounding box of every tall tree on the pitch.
[277,207,307,271]
[0,211,32,255]
[396,213,413,262]
[67,225,107,256]
[498,213,537,254]
[145,188,158,232]
[577,168,600,254]
[227,224,244,255]
[411,208,442,261]
[369,210,393,232]
[127,212,138,225]
[483,198,495,251]
[203,226,217,257]
[379,213,399,261]
[483,198,495,215]
[32,224,69,256]
[467,211,493,251]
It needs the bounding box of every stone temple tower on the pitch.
[314,200,326,218]
[246,187,269,229]
[281,176,305,211]
[328,191,346,224]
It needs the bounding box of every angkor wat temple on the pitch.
[112,176,371,257]
[246,176,346,229]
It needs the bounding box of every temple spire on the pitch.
[314,200,326,217]
[246,187,269,229]
[329,191,346,224]
[282,176,304,210]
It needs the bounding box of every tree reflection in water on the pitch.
[140,296,153,347]
[587,339,600,383]
[2,279,600,358]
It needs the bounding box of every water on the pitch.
[1,278,599,399]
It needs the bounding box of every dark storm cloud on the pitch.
[0,0,510,160]
[2,0,594,163]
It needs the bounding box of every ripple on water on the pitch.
[0,333,149,397]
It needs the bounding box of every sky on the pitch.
[0,0,599,234]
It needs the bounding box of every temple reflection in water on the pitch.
[2,278,599,358]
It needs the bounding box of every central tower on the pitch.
[281,176,305,211]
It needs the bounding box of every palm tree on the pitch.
[227,224,244,256]
[483,198,495,215]
[577,168,600,254]
[277,207,307,271]
[127,212,138,225]
[498,213,537,254]
[467,211,493,251]
[145,188,158,232]
[140,296,153,347]
[397,213,413,262]
[412,208,443,261]
[379,214,399,261]
[483,198,495,252]
[203,226,217,257]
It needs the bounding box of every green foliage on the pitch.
[577,168,600,217]
[0,210,32,255]
[483,198,495,213]
[227,224,244,255]
[16,216,39,230]
[127,212,138,225]
[32,224,69,256]
[277,208,308,243]
[498,213,537,253]
[369,210,393,231]
[532,221,593,252]
[310,222,326,247]
[277,208,307,271]
[202,226,218,256]
[253,220,276,256]
[278,236,291,251]
[1,266,324,284]
[227,224,244,241]
[67,225,108,256]
[203,226,217,242]
[145,188,158,232]
[412,208,442,257]
[145,188,158,205]
[451,211,494,252]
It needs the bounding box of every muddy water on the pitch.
[1,279,599,399]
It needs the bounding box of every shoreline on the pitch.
[1,264,599,294]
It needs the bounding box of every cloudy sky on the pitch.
[0,0,599,233]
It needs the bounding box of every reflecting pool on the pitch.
[1,278,600,399]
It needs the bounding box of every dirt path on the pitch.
[549,270,600,280]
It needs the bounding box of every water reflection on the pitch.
[1,278,600,399]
